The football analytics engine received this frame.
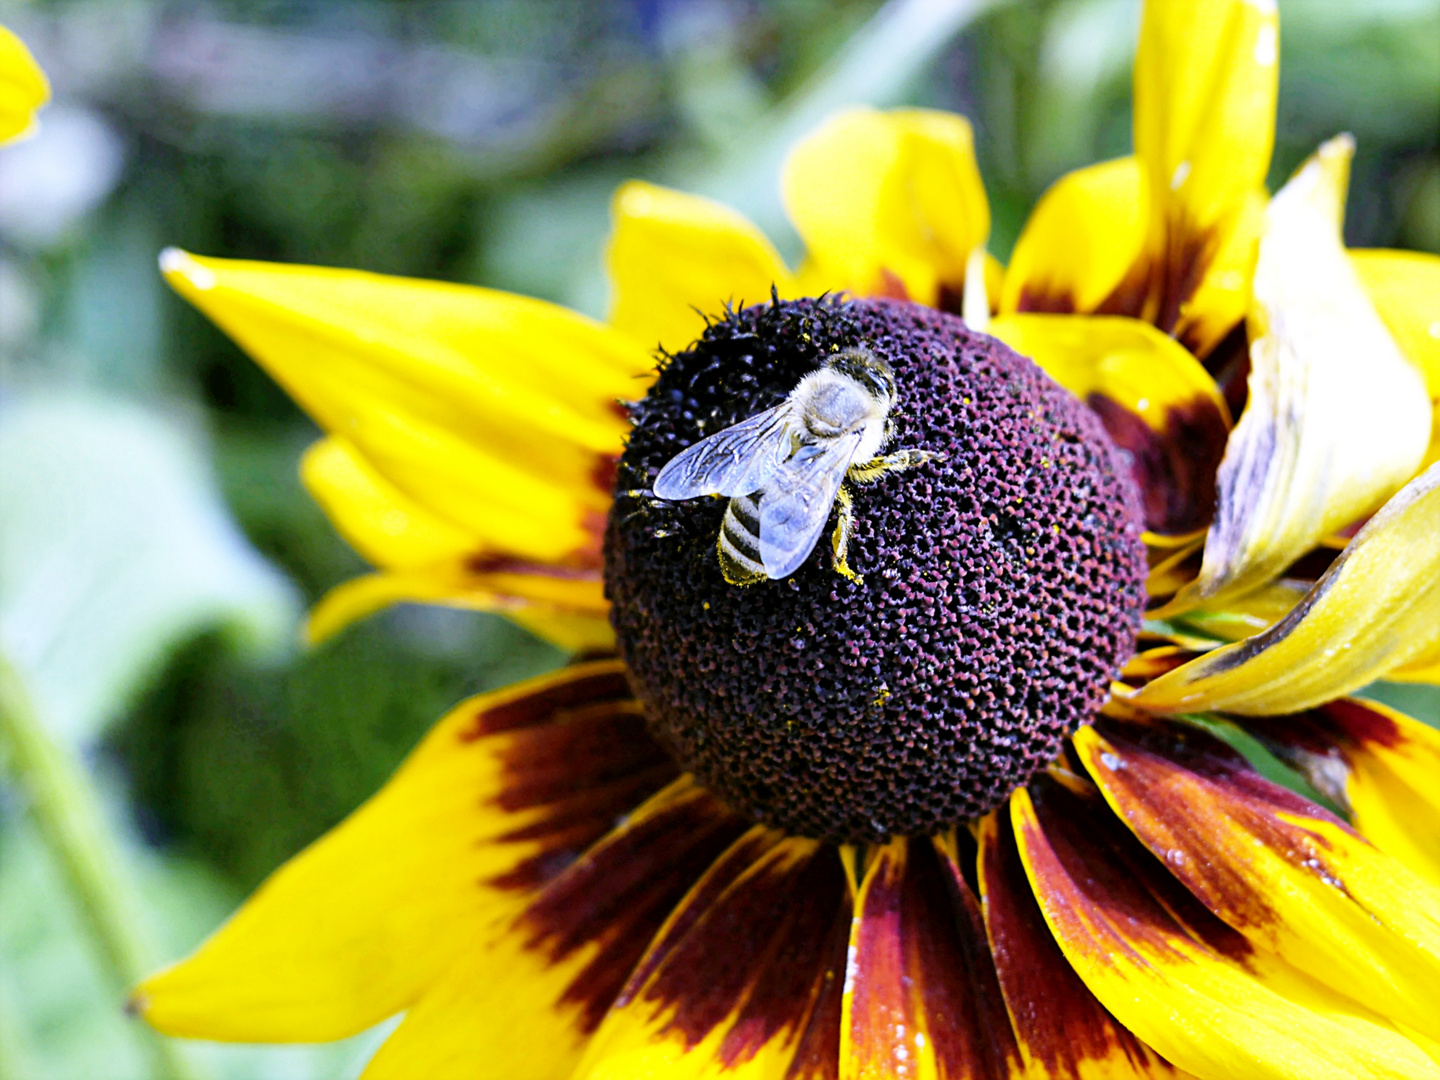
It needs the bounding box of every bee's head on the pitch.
[825,347,895,405]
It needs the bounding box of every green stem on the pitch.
[0,654,204,1080]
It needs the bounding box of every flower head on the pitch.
[135,1,1440,1077]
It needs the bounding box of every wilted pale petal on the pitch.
[0,25,48,144]
[1131,0,1278,340]
[606,181,796,356]
[782,107,989,306]
[1173,137,1432,611]
[1132,461,1440,715]
[1000,157,1147,317]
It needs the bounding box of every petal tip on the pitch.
[159,247,216,292]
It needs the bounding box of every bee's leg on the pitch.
[830,484,864,585]
[847,448,945,485]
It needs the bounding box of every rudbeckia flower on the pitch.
[135,1,1440,1077]
[0,24,49,144]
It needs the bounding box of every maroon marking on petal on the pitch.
[935,281,965,316]
[1016,285,1078,314]
[1279,545,1341,583]
[1154,229,1215,343]
[1087,718,1361,931]
[463,552,606,579]
[1025,772,1254,965]
[782,904,848,1080]
[1252,699,1405,812]
[459,666,632,740]
[847,838,1020,1080]
[618,837,851,1069]
[518,783,750,1035]
[1086,392,1227,536]
[608,399,634,425]
[591,452,620,499]
[1095,257,1151,322]
[981,810,1178,1077]
[1203,320,1250,417]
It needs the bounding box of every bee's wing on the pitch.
[756,431,862,579]
[652,404,794,500]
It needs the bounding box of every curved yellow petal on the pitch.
[1173,187,1266,359]
[606,181,796,357]
[1077,720,1440,1045]
[990,313,1229,536]
[306,568,611,653]
[0,25,48,144]
[133,662,672,1042]
[1174,137,1432,611]
[1131,461,1440,715]
[160,248,646,565]
[1133,0,1278,338]
[1013,777,1440,1080]
[1000,157,1147,316]
[782,107,989,306]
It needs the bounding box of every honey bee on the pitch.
[653,348,939,585]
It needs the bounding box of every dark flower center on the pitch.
[605,297,1147,841]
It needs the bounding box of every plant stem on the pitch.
[0,653,203,1080]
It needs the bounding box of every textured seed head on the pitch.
[605,296,1147,841]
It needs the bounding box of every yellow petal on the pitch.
[160,248,646,565]
[575,830,849,1080]
[1133,0,1278,337]
[1000,157,1147,316]
[1013,776,1440,1080]
[1174,578,1307,642]
[302,437,477,570]
[990,313,1229,536]
[134,662,674,1042]
[606,180,796,357]
[362,777,747,1080]
[0,25,48,144]
[305,569,612,653]
[782,107,989,306]
[1131,460,1440,715]
[1174,137,1432,610]
[1078,720,1440,1045]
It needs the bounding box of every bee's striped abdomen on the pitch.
[717,493,767,585]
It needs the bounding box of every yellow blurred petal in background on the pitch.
[1000,157,1147,316]
[606,181,796,356]
[0,25,49,144]
[781,107,989,306]
[1132,0,1278,337]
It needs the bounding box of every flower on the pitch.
[134,1,1440,1078]
[0,24,49,144]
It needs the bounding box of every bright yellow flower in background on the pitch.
[0,24,49,144]
[135,1,1440,1078]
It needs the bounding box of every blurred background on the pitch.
[0,0,1436,1077]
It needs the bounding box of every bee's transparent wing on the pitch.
[653,404,794,500]
[756,432,862,579]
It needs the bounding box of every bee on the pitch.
[652,348,940,585]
